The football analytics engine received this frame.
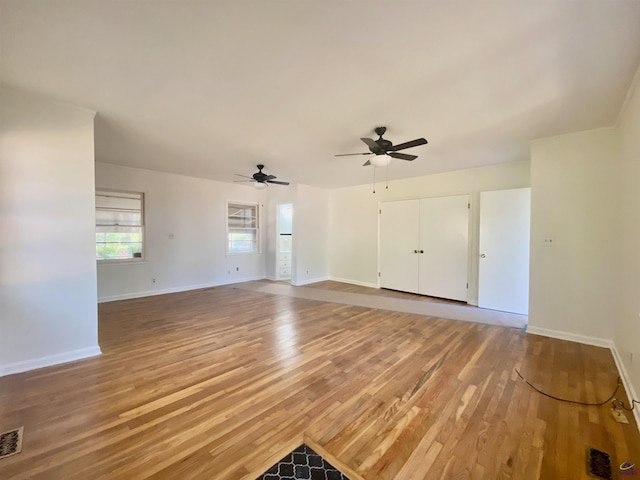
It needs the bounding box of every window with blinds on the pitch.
[96,190,144,261]
[227,202,258,254]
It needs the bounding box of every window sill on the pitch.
[97,258,147,265]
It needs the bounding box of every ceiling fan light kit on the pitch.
[370,156,391,168]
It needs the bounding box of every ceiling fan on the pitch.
[234,164,290,189]
[335,126,428,166]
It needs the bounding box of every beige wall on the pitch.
[95,162,266,301]
[615,73,640,394]
[292,184,330,285]
[529,128,619,341]
[528,71,640,404]
[328,161,531,303]
[0,87,99,375]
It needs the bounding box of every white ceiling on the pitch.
[2,1,640,189]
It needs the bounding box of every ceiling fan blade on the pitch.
[267,180,290,185]
[388,138,428,151]
[335,152,372,157]
[360,137,378,149]
[234,173,253,178]
[266,174,276,180]
[388,152,417,161]
[363,160,371,166]
[234,180,253,183]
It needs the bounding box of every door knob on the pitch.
[419,250,424,254]
[414,249,418,254]
[480,253,486,258]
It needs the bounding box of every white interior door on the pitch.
[379,200,419,293]
[418,195,469,301]
[478,188,531,314]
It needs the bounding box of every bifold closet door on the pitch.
[379,195,469,300]
[418,195,469,301]
[379,200,420,294]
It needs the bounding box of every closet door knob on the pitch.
[419,250,424,254]
[414,249,418,254]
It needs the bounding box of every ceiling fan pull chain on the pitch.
[386,163,389,190]
[372,167,376,194]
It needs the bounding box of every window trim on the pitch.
[96,188,146,263]
[226,200,260,255]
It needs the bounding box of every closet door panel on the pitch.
[418,195,469,301]
[379,200,420,293]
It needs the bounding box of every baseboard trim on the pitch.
[610,346,640,430]
[98,276,264,303]
[327,276,378,289]
[526,326,613,348]
[293,276,330,287]
[0,346,102,377]
[526,326,640,432]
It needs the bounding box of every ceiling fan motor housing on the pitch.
[375,138,393,152]
[371,126,392,153]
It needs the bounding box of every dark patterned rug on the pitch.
[257,444,350,480]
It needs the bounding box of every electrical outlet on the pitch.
[612,407,629,424]
[152,278,156,283]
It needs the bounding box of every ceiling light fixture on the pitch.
[370,156,391,168]
[254,182,268,190]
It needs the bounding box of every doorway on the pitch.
[277,203,292,281]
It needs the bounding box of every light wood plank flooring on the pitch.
[0,284,638,479]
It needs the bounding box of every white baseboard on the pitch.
[526,325,640,432]
[526,326,613,348]
[328,276,378,289]
[610,346,640,430]
[293,276,329,286]
[98,275,264,303]
[0,346,102,377]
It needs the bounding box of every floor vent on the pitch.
[588,447,612,480]
[0,427,23,460]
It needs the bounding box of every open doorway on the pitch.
[277,203,292,281]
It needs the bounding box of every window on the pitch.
[227,202,258,254]
[96,190,144,261]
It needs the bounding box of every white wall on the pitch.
[527,72,640,410]
[328,161,531,302]
[0,87,99,376]
[614,72,640,395]
[95,162,265,301]
[529,129,618,341]
[292,184,330,286]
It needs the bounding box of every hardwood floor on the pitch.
[0,284,638,479]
